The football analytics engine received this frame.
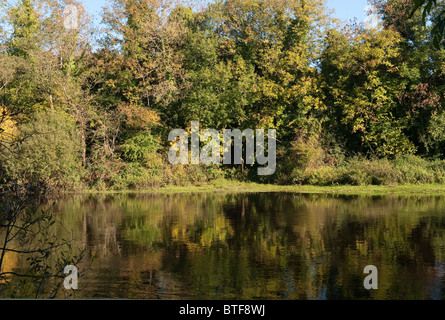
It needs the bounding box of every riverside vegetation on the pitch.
[0,0,445,193]
[1,0,445,300]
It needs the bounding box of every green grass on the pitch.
[74,179,445,196]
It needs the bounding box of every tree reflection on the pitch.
[0,187,85,299]
[51,193,445,300]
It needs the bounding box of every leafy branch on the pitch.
[412,0,445,48]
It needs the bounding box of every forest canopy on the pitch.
[0,0,445,190]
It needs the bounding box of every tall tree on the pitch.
[412,0,445,48]
[372,0,445,157]
[98,0,188,124]
[320,25,415,157]
[180,0,329,135]
[8,0,40,57]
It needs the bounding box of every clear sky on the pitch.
[81,0,371,23]
[327,0,369,22]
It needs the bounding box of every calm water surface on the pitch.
[49,192,445,299]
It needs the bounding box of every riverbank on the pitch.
[75,180,445,196]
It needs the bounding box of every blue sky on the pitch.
[81,0,371,23]
[327,0,369,22]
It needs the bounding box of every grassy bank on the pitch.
[72,154,445,196]
[76,180,445,196]
[6,152,445,196]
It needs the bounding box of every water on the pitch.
[35,193,445,299]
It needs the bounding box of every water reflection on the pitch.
[50,193,445,300]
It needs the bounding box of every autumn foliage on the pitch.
[0,0,444,190]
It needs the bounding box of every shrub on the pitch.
[119,132,160,163]
[1,111,82,190]
[393,155,435,184]
[87,158,125,190]
[304,166,341,186]
[286,130,346,185]
[426,111,445,157]
[428,160,445,184]
[339,158,373,186]
[288,154,445,187]
[115,163,158,190]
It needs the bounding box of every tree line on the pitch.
[0,0,445,190]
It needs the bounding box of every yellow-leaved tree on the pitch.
[0,106,18,146]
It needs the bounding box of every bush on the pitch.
[426,111,445,157]
[428,160,445,184]
[88,154,226,190]
[119,132,160,163]
[285,130,346,185]
[393,155,436,184]
[1,111,82,190]
[304,166,341,186]
[87,158,125,190]
[288,153,445,187]
[162,163,224,186]
[340,157,398,186]
[114,163,159,190]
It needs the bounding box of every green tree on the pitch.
[189,0,328,136]
[320,26,415,157]
[412,0,445,48]
[372,0,445,157]
[8,0,40,58]
[98,0,187,120]
[0,0,43,116]
[1,111,82,190]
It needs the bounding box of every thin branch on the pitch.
[0,272,65,279]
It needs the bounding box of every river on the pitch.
[30,192,445,299]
